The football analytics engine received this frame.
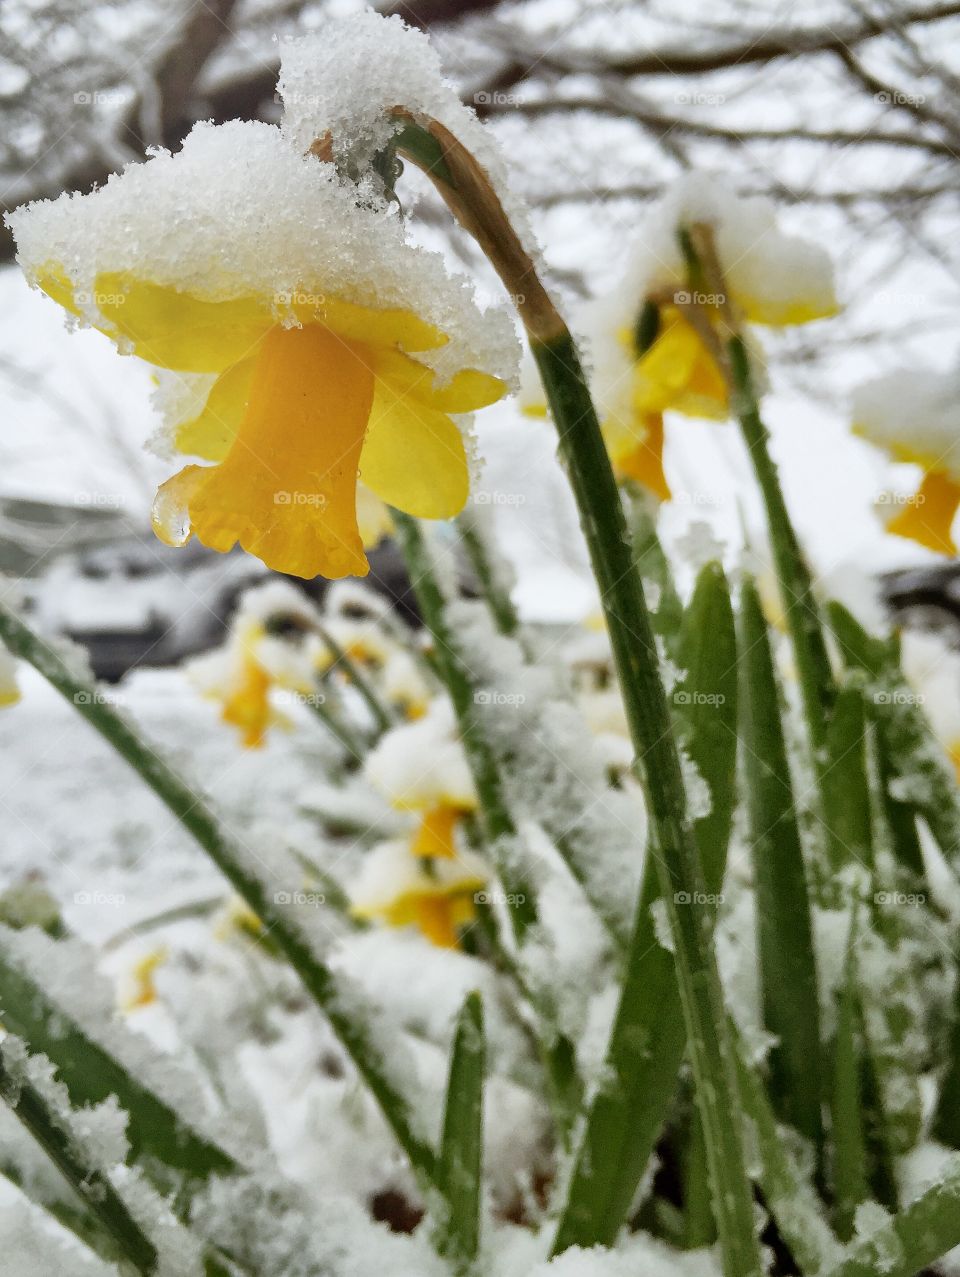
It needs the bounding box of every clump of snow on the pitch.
[7,118,519,388]
[0,1197,118,1275]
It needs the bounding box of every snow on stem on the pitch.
[0,599,441,1204]
[385,112,762,1277]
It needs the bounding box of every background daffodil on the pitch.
[7,120,518,580]
[853,362,960,555]
[583,177,838,500]
[365,699,478,859]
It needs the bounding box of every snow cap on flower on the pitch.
[278,11,539,260]
[0,643,19,708]
[853,361,960,554]
[8,119,519,580]
[349,837,486,948]
[620,174,838,329]
[365,698,476,813]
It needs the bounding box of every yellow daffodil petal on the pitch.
[121,948,167,1012]
[412,804,461,859]
[175,357,258,461]
[632,312,728,420]
[374,883,482,949]
[94,273,272,372]
[292,295,447,352]
[360,386,468,520]
[611,412,672,501]
[222,661,272,748]
[888,470,960,556]
[153,324,373,579]
[738,293,840,327]
[372,349,505,412]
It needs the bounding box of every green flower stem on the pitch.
[532,337,760,1276]
[307,691,367,761]
[386,112,762,1277]
[390,509,536,941]
[0,600,440,1199]
[728,336,835,757]
[0,1045,159,1276]
[314,620,395,732]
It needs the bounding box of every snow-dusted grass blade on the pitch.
[831,923,870,1242]
[828,600,960,867]
[933,978,960,1147]
[733,1025,842,1275]
[739,575,824,1153]
[0,927,237,1185]
[435,991,485,1270]
[552,561,738,1254]
[0,1037,158,1275]
[0,599,440,1201]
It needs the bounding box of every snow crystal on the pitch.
[8,118,519,389]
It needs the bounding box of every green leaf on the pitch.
[623,483,684,653]
[739,576,824,1153]
[0,926,236,1185]
[822,1153,960,1277]
[821,684,873,878]
[552,561,738,1253]
[435,992,485,1269]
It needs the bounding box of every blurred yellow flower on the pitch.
[120,947,167,1012]
[0,646,20,709]
[350,839,486,949]
[853,364,960,556]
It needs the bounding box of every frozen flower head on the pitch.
[0,644,19,709]
[189,580,325,748]
[588,176,837,499]
[349,838,486,949]
[7,119,518,580]
[365,699,477,858]
[853,363,960,555]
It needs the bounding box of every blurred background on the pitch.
[2,0,960,902]
[3,0,960,641]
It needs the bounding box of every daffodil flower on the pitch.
[365,700,478,859]
[189,581,326,747]
[349,838,486,949]
[584,178,837,500]
[853,364,960,555]
[7,120,517,580]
